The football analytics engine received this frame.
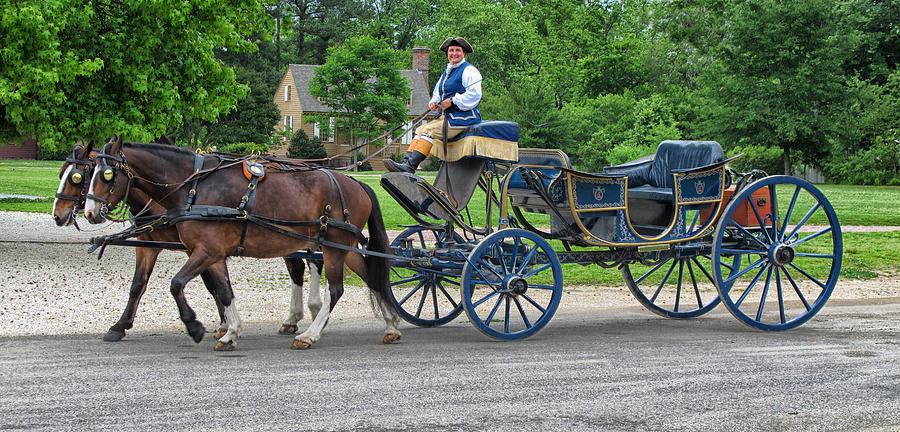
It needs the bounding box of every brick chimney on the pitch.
[412,46,430,85]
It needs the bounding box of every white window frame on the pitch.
[284,85,290,102]
[328,117,335,142]
[313,122,320,139]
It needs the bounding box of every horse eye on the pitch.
[70,172,83,184]
[103,168,115,182]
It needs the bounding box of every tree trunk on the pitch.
[783,146,791,176]
[350,131,357,172]
[274,3,281,72]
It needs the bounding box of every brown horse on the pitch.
[83,136,400,349]
[52,140,323,343]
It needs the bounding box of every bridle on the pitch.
[55,146,96,228]
[86,142,134,221]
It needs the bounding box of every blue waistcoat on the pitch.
[438,62,482,126]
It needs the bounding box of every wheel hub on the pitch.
[504,276,528,295]
[770,244,795,266]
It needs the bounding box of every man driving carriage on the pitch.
[384,36,483,174]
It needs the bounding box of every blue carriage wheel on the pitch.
[388,227,464,327]
[460,228,563,340]
[712,176,842,330]
[623,247,736,319]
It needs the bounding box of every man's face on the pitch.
[446,46,465,65]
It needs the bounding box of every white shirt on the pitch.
[430,59,483,111]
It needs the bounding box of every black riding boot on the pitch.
[384,151,427,174]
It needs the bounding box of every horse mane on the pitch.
[122,141,196,157]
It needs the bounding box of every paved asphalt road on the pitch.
[1,298,898,432]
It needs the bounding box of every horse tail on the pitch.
[359,181,391,301]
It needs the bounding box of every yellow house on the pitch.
[272,47,432,168]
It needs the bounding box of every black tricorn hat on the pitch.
[440,37,473,54]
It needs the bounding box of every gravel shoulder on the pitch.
[1,210,898,338]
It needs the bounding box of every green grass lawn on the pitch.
[4,160,898,281]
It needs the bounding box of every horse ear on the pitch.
[109,134,123,153]
[84,140,94,155]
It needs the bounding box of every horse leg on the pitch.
[104,247,160,342]
[205,260,242,351]
[200,270,229,338]
[169,251,219,343]
[293,251,345,349]
[346,252,402,344]
[306,259,325,319]
[279,257,306,335]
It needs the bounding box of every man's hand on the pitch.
[439,98,453,111]
[428,101,438,112]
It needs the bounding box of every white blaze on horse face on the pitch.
[52,165,73,219]
[83,169,101,219]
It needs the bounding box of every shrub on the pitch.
[355,151,372,171]
[389,152,405,163]
[38,145,69,161]
[726,144,784,175]
[286,130,326,159]
[424,155,441,171]
[821,137,900,185]
[218,142,270,155]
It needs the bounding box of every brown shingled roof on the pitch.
[287,64,430,115]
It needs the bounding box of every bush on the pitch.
[424,155,441,171]
[389,152,405,163]
[286,130,327,159]
[38,145,69,161]
[218,142,270,155]
[726,144,784,175]
[821,137,900,185]
[355,151,372,171]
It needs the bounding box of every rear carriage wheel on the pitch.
[460,229,563,340]
[712,176,842,330]
[388,227,464,327]
[623,244,738,319]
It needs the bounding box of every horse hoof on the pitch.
[186,321,206,343]
[214,341,235,351]
[214,328,228,339]
[383,333,402,344]
[278,324,298,335]
[291,339,312,350]
[103,329,126,342]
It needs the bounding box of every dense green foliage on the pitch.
[1,0,270,151]
[3,0,897,184]
[308,36,410,167]
[286,130,327,159]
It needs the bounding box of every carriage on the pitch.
[72,120,842,346]
[379,122,842,340]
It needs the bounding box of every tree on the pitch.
[697,0,857,174]
[202,39,283,147]
[308,36,409,168]
[286,129,327,159]
[0,0,269,151]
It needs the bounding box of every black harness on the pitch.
[87,144,371,259]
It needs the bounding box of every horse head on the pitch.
[52,139,95,227]
[84,135,130,224]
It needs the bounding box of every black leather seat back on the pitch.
[648,140,724,189]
